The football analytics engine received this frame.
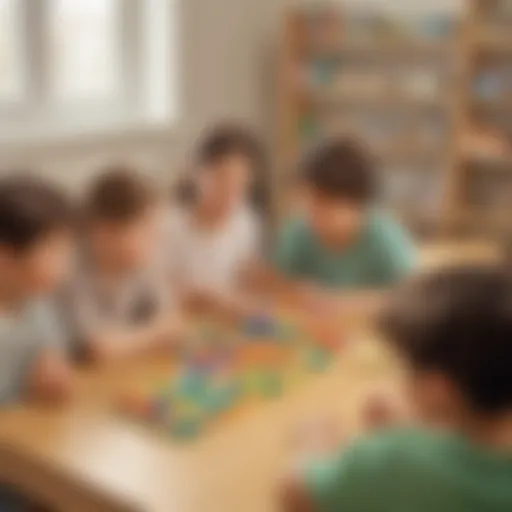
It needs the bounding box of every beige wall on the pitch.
[0,0,288,191]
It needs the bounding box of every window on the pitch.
[49,0,120,101]
[0,0,22,101]
[0,0,177,139]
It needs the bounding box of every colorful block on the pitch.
[175,371,208,401]
[259,370,283,398]
[171,405,205,440]
[120,310,344,441]
[276,320,300,342]
[306,347,332,373]
[244,314,276,338]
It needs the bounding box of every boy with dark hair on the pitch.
[282,265,512,512]
[65,167,184,363]
[274,138,414,299]
[0,176,74,404]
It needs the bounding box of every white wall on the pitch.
[0,0,288,191]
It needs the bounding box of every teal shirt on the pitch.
[275,212,415,288]
[306,428,512,512]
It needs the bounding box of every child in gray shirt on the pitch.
[0,177,74,405]
[64,168,184,364]
[0,177,75,512]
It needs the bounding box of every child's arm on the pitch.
[281,476,318,512]
[86,312,187,364]
[68,274,188,364]
[24,302,76,404]
[280,402,406,512]
[178,284,262,322]
[26,348,74,403]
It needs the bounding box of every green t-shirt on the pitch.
[306,428,512,512]
[275,212,415,288]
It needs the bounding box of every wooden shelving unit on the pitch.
[453,0,512,241]
[276,2,512,243]
[275,5,461,237]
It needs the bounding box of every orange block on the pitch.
[237,344,289,368]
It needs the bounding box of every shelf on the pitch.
[337,40,454,57]
[475,31,512,52]
[472,98,512,110]
[305,40,454,60]
[312,91,449,111]
[462,152,512,169]
[457,208,512,227]
[379,147,448,164]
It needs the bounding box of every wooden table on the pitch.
[0,240,501,512]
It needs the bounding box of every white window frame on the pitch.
[0,0,178,145]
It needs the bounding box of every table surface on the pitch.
[0,240,501,512]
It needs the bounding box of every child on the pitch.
[273,138,415,306]
[167,123,264,317]
[0,176,74,405]
[65,167,183,363]
[282,265,512,512]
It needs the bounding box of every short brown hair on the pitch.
[196,122,264,170]
[300,138,377,204]
[85,166,158,222]
[381,265,512,414]
[0,175,73,250]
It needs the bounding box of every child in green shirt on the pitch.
[282,265,512,512]
[274,139,415,300]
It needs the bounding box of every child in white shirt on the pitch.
[167,123,265,318]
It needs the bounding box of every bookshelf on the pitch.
[454,0,512,240]
[275,5,461,236]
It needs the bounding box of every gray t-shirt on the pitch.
[0,300,64,404]
[63,259,170,356]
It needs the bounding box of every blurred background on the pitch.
[0,0,511,245]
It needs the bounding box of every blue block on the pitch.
[244,315,276,338]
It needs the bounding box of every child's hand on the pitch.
[280,474,318,512]
[292,414,345,459]
[296,283,337,315]
[28,351,75,404]
[361,391,409,432]
[155,313,190,350]
[183,288,212,313]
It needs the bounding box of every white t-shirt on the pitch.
[166,206,260,293]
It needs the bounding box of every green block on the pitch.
[306,348,331,373]
[170,401,206,440]
[176,372,208,401]
[259,371,283,399]
[171,416,204,440]
[242,369,262,396]
[206,385,239,413]
[276,321,299,343]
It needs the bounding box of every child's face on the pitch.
[3,230,73,298]
[198,154,252,213]
[91,207,163,272]
[305,190,366,247]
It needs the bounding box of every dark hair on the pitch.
[196,122,264,169]
[176,122,268,209]
[85,166,159,223]
[300,138,376,203]
[381,265,512,414]
[0,175,72,251]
